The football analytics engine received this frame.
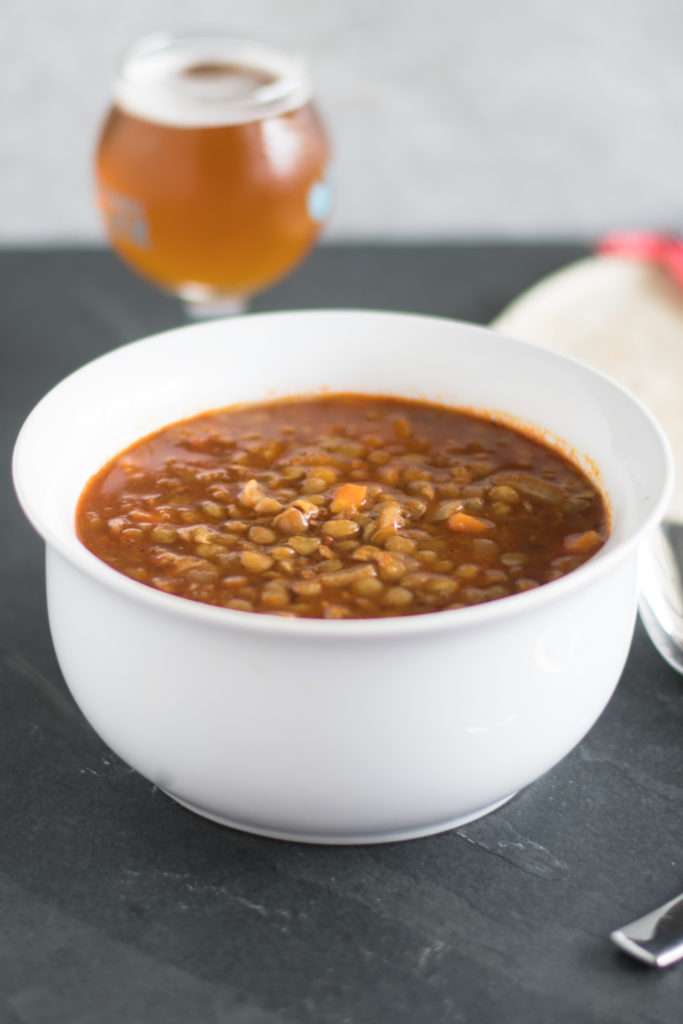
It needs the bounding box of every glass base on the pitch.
[176,281,249,319]
[182,295,248,319]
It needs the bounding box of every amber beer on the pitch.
[95,35,331,312]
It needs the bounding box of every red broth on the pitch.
[76,394,609,618]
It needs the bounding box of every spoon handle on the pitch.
[611,892,683,966]
[638,523,683,674]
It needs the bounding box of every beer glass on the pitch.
[95,34,332,316]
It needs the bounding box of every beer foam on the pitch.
[113,35,313,128]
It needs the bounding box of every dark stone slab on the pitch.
[1,245,681,1024]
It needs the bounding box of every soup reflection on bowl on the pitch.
[12,310,673,844]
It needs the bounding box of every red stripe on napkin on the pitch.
[597,231,683,288]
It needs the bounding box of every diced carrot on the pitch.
[564,530,601,553]
[447,512,490,534]
[330,483,367,514]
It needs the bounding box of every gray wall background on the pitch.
[4,0,683,243]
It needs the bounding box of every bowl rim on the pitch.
[12,307,675,638]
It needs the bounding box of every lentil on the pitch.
[76,394,609,618]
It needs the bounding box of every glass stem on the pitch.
[183,295,249,319]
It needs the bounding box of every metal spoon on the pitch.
[637,522,683,675]
[611,893,683,967]
[609,522,683,966]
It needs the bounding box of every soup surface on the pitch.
[76,394,609,619]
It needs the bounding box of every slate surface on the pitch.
[1,245,682,1024]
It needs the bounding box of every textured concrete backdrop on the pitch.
[3,0,683,242]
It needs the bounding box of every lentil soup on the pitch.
[76,394,609,618]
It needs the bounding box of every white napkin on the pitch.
[492,255,682,521]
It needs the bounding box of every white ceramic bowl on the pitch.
[12,310,673,844]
